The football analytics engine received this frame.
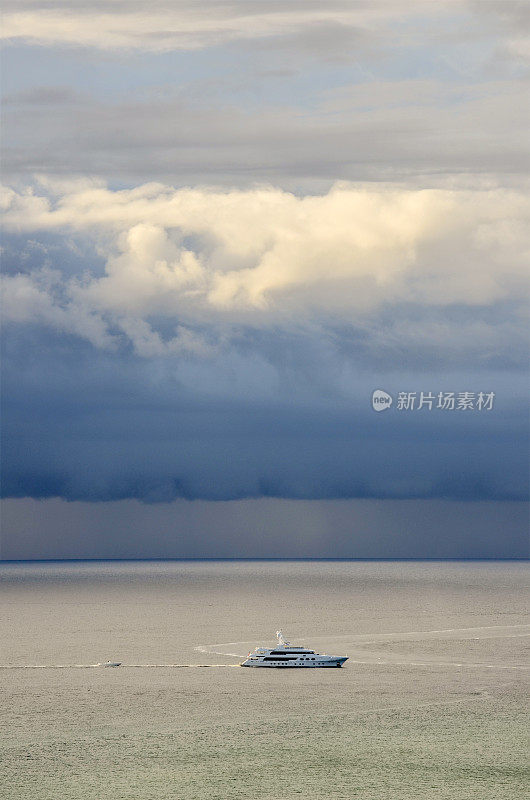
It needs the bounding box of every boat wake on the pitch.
[195,624,530,670]
[0,662,240,670]
[2,625,527,671]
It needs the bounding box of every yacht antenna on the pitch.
[276,629,290,646]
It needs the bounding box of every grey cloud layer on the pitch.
[3,1,529,60]
[2,325,528,504]
[3,79,529,187]
[1,1,450,52]
[3,0,529,188]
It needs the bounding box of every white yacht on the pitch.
[241,631,348,668]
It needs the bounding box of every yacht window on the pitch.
[262,656,297,661]
[270,651,309,655]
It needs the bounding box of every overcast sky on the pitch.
[1,1,529,558]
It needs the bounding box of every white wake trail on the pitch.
[195,624,530,669]
[0,663,240,670]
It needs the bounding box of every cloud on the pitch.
[1,269,113,349]
[2,180,529,363]
[3,86,80,106]
[3,3,528,188]
[1,179,528,507]
[1,2,528,527]
[3,1,529,70]
[3,78,529,187]
[2,321,528,505]
[0,1,423,53]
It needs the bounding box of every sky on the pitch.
[1,0,529,559]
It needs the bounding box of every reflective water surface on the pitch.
[1,560,528,799]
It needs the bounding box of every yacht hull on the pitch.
[240,631,348,668]
[241,657,348,668]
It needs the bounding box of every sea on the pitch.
[1,560,528,799]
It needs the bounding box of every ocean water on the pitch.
[0,560,528,799]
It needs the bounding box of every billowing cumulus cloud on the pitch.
[2,180,529,362]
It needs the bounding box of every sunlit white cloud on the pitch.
[2,180,529,360]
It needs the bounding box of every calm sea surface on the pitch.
[1,560,528,799]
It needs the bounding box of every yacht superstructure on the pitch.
[241,631,348,668]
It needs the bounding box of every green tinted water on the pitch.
[1,561,528,799]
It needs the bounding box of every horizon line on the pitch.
[1,557,528,564]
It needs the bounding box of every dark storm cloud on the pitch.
[1,323,528,504]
